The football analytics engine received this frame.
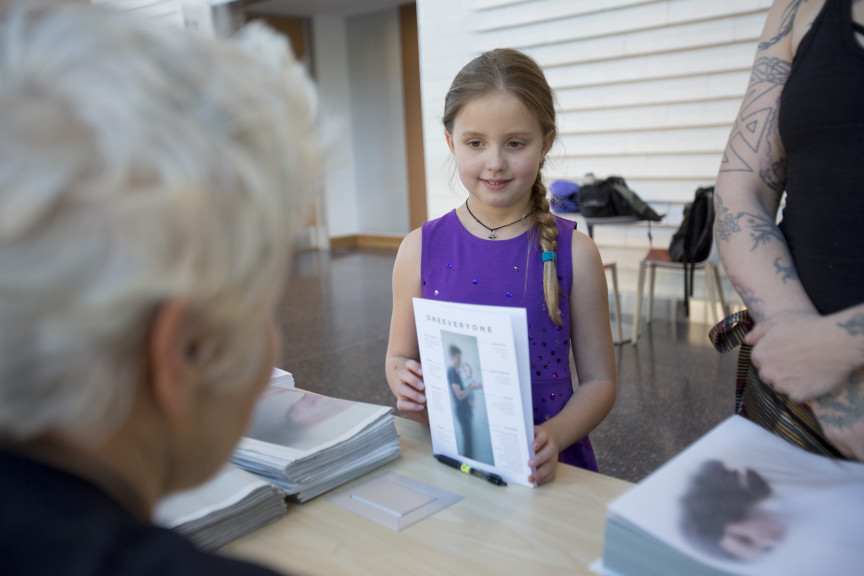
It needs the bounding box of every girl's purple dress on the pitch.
[421,210,598,471]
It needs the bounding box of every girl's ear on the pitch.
[542,131,555,157]
[445,129,456,153]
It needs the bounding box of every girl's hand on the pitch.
[528,425,559,485]
[394,358,429,425]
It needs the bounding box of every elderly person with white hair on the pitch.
[0,3,321,575]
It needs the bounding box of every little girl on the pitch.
[385,48,617,485]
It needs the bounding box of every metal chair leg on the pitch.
[705,264,720,324]
[647,264,656,325]
[632,261,647,345]
[607,263,623,345]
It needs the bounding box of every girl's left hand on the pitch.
[528,425,558,485]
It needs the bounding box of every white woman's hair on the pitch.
[0,3,323,440]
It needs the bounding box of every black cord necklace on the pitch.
[465,199,533,239]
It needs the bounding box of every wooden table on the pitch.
[220,418,633,575]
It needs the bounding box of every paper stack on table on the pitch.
[233,386,401,503]
[598,416,864,576]
[154,368,401,551]
[269,367,294,389]
[154,463,287,552]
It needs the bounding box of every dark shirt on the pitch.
[778,0,864,314]
[447,365,471,420]
[0,449,284,576]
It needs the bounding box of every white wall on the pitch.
[312,15,360,238]
[312,7,411,239]
[345,8,411,236]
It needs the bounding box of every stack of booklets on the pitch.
[598,415,864,576]
[269,366,294,389]
[232,383,401,503]
[154,369,401,548]
[153,463,287,552]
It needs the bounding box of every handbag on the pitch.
[578,180,615,217]
[709,310,845,458]
[579,176,662,221]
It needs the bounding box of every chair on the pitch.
[604,262,624,345]
[630,243,729,345]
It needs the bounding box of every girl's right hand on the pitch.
[528,425,559,486]
[394,358,429,425]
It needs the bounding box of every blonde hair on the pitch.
[0,4,323,440]
[442,48,562,324]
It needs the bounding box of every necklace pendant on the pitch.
[488,231,496,239]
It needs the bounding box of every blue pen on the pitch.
[434,454,507,486]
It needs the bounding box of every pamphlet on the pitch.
[599,416,864,576]
[412,298,535,488]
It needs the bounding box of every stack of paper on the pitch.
[598,416,864,576]
[233,386,401,503]
[269,367,294,389]
[154,369,400,549]
[153,463,286,552]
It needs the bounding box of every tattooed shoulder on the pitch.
[759,0,808,50]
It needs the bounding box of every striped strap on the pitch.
[709,311,845,458]
[708,309,753,352]
[709,310,753,413]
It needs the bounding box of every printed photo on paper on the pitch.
[412,298,535,487]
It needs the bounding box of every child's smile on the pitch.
[445,91,552,222]
[481,178,512,191]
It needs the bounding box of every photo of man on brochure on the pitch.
[441,332,495,466]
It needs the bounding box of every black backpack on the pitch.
[668,186,715,315]
[579,176,662,222]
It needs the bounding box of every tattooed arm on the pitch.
[715,0,864,459]
[754,305,864,462]
[745,306,864,401]
[714,0,813,323]
[810,368,864,461]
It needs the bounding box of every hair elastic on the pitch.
[542,251,556,262]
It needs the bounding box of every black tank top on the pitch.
[778,0,864,315]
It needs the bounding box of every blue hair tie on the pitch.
[542,251,556,262]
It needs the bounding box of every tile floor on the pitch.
[276,247,738,484]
